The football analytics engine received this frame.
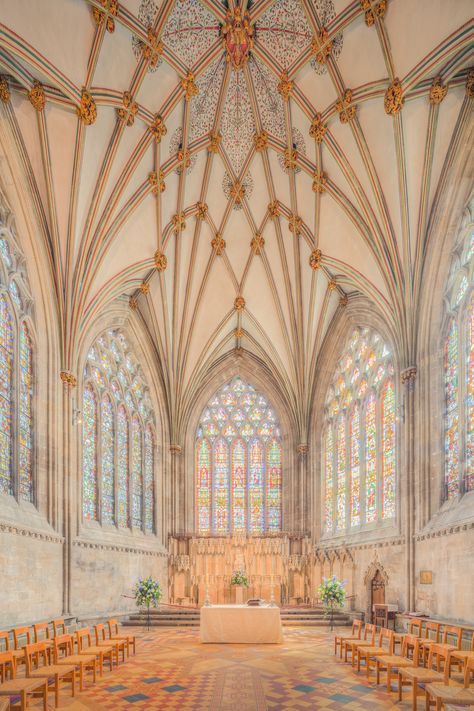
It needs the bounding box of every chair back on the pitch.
[0,651,16,680]
[377,627,394,653]
[24,642,50,675]
[52,618,66,637]
[424,621,440,642]
[52,635,73,662]
[107,619,119,638]
[408,620,422,636]
[33,622,50,643]
[401,634,422,666]
[364,623,376,643]
[374,604,389,628]
[427,643,450,680]
[94,624,107,644]
[76,628,92,652]
[0,631,12,652]
[442,625,462,649]
[13,626,31,649]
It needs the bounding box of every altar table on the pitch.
[200,605,283,644]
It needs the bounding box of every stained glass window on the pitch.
[0,233,35,504]
[195,376,282,534]
[82,330,156,531]
[321,327,397,536]
[144,425,155,531]
[101,394,114,523]
[442,207,473,499]
[82,385,98,520]
[0,295,13,495]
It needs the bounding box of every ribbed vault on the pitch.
[0,0,472,444]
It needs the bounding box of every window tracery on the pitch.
[442,206,474,499]
[82,330,156,531]
[322,327,397,537]
[0,229,35,503]
[195,376,282,535]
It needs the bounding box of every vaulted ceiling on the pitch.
[0,0,473,439]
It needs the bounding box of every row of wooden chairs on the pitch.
[335,619,474,711]
[0,618,136,710]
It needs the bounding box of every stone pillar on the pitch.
[401,366,417,612]
[59,370,77,616]
[169,444,182,535]
[296,443,309,533]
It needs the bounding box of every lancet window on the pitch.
[0,227,34,504]
[195,376,282,535]
[322,327,397,536]
[82,330,156,531]
[442,206,474,499]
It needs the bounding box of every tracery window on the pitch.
[0,230,35,503]
[82,330,156,531]
[322,327,397,536]
[195,376,282,535]
[442,206,474,499]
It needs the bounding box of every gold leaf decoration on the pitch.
[384,78,404,116]
[77,88,97,124]
[336,90,356,123]
[429,77,448,105]
[312,172,327,193]
[234,296,245,310]
[91,0,118,32]
[211,233,226,255]
[116,91,138,126]
[309,248,322,270]
[309,113,327,143]
[28,80,46,112]
[0,76,10,103]
[154,250,167,271]
[311,28,333,65]
[149,114,167,142]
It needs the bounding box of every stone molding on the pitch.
[315,536,405,556]
[415,521,474,542]
[73,539,168,557]
[0,521,64,544]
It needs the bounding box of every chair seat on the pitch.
[28,663,76,677]
[95,642,115,650]
[376,654,415,667]
[0,697,9,711]
[451,650,474,661]
[111,634,133,643]
[0,677,46,693]
[401,668,444,682]
[80,646,112,656]
[359,646,387,657]
[58,654,96,665]
[425,683,474,704]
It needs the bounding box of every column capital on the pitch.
[400,366,417,385]
[60,370,77,388]
[297,443,309,456]
[169,444,182,455]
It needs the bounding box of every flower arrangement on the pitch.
[317,576,346,630]
[134,576,162,610]
[230,569,250,588]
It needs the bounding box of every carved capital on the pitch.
[309,248,322,270]
[234,295,245,311]
[384,78,404,116]
[77,89,97,124]
[211,233,226,255]
[309,113,327,143]
[401,366,417,385]
[28,81,46,112]
[154,250,167,272]
[149,114,167,142]
[60,370,77,387]
[0,76,10,103]
[297,443,309,456]
[170,444,182,455]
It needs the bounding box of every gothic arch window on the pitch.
[0,230,35,503]
[322,327,397,537]
[442,206,474,499]
[195,375,282,535]
[82,330,156,531]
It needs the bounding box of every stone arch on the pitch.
[363,555,390,622]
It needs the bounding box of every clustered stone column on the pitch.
[401,366,417,612]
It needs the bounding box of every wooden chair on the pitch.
[52,635,98,692]
[448,632,474,675]
[419,622,442,660]
[398,643,451,711]
[375,635,421,691]
[409,620,423,637]
[76,628,114,676]
[343,624,376,666]
[94,624,125,664]
[422,626,463,665]
[335,619,362,657]
[0,632,25,667]
[24,641,75,708]
[424,654,474,710]
[356,628,394,677]
[12,627,32,652]
[374,604,389,629]
[52,619,66,638]
[32,623,53,649]
[0,651,48,711]
[107,619,137,656]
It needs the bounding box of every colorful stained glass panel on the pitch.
[19,323,33,501]
[0,296,12,495]
[82,385,98,519]
[101,394,114,523]
[382,381,396,518]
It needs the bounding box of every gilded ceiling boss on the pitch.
[222,6,254,71]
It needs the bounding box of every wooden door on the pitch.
[371,570,385,621]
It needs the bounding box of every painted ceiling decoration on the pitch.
[0,0,472,445]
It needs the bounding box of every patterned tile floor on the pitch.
[22,626,417,710]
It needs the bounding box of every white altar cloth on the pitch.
[200,605,283,644]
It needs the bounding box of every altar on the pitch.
[200,605,283,644]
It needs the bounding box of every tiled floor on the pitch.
[22,626,417,710]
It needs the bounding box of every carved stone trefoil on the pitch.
[360,0,387,27]
[116,91,138,126]
[154,250,167,272]
[149,114,167,142]
[77,89,97,124]
[278,72,294,101]
[211,233,226,255]
[384,78,404,116]
[336,90,356,123]
[91,0,119,33]
[309,113,327,143]
[311,28,333,65]
[254,130,268,151]
[0,76,10,103]
[429,77,448,105]
[28,81,46,112]
[309,248,322,270]
[234,295,245,310]
[148,170,166,195]
[312,171,327,193]
[251,233,265,255]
